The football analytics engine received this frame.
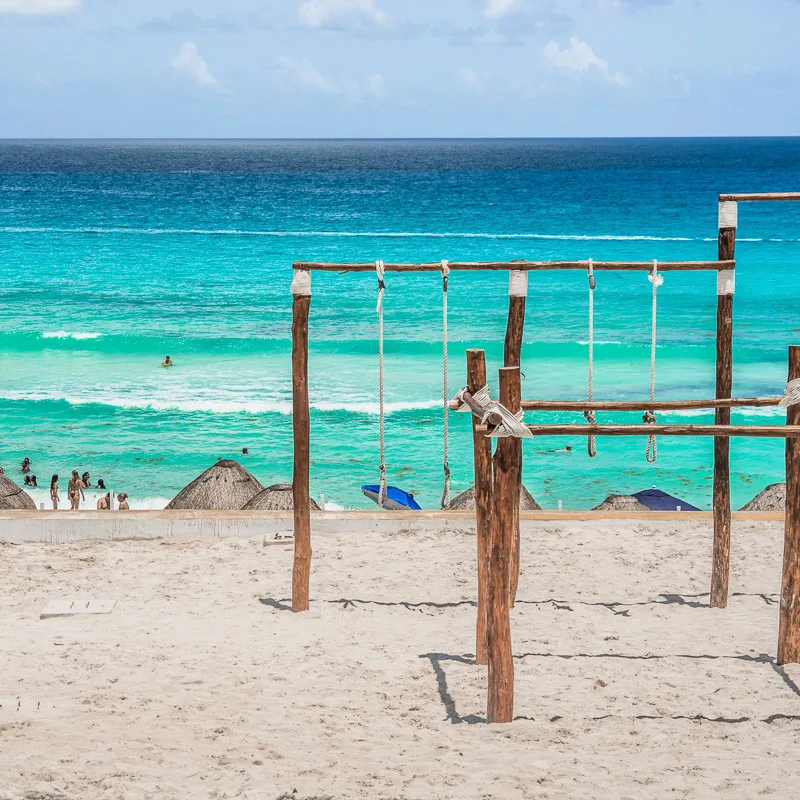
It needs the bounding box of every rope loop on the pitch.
[586,259,597,458]
[375,259,387,506]
[440,259,451,508]
[646,261,660,463]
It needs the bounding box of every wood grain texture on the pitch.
[291,294,312,613]
[516,424,799,438]
[293,260,733,273]
[778,346,800,663]
[467,350,493,667]
[711,228,735,609]
[487,367,520,723]
[451,397,783,412]
[504,295,526,608]
[719,193,800,202]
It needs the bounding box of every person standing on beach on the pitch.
[68,470,84,510]
[117,493,129,510]
[97,492,111,511]
[50,475,60,510]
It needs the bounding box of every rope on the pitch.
[375,260,387,507]
[454,385,532,439]
[440,260,451,509]
[645,259,663,463]
[584,259,597,457]
[780,379,800,408]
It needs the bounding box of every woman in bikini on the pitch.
[68,470,85,510]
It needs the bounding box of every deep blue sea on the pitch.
[1,138,799,509]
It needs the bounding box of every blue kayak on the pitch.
[362,484,422,511]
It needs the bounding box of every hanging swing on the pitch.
[361,260,423,511]
[583,257,662,463]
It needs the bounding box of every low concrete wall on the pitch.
[0,509,782,545]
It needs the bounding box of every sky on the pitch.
[1,0,799,137]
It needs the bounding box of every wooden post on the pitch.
[291,271,312,612]
[505,270,527,607]
[487,366,520,723]
[710,201,736,608]
[778,346,800,663]
[467,349,493,666]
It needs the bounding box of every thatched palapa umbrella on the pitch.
[445,484,541,511]
[0,474,36,510]
[740,482,786,512]
[242,484,320,511]
[166,460,264,510]
[592,494,649,512]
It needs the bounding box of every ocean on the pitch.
[1,138,799,510]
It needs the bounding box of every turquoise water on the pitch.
[1,139,800,509]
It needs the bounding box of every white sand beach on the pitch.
[2,517,800,799]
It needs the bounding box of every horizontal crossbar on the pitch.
[719,192,800,202]
[450,397,783,412]
[518,424,800,438]
[293,260,733,273]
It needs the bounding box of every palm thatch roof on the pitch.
[740,483,786,512]
[241,484,321,511]
[166,460,265,510]
[445,484,541,511]
[592,494,650,512]
[0,474,36,510]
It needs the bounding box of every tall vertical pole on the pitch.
[505,270,527,607]
[291,270,312,612]
[710,200,736,608]
[778,346,800,663]
[487,366,520,723]
[467,349,493,666]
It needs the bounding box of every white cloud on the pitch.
[278,56,387,101]
[170,42,220,90]
[542,37,630,86]
[298,0,390,29]
[0,0,80,13]
[484,0,522,19]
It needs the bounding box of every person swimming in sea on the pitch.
[24,475,38,487]
[21,457,31,474]
[82,471,92,488]
[97,478,106,490]
[50,474,60,510]
[161,355,174,367]
[68,470,85,510]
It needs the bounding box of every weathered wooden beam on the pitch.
[711,206,736,609]
[487,367,519,723]
[778,346,800,664]
[474,423,800,437]
[293,260,733,273]
[467,349,493,667]
[291,284,312,613]
[505,270,526,609]
[451,397,782,412]
[719,192,800,202]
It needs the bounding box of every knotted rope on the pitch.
[375,260,387,507]
[780,379,800,408]
[645,259,663,463]
[440,260,451,509]
[454,385,533,439]
[584,259,597,457]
